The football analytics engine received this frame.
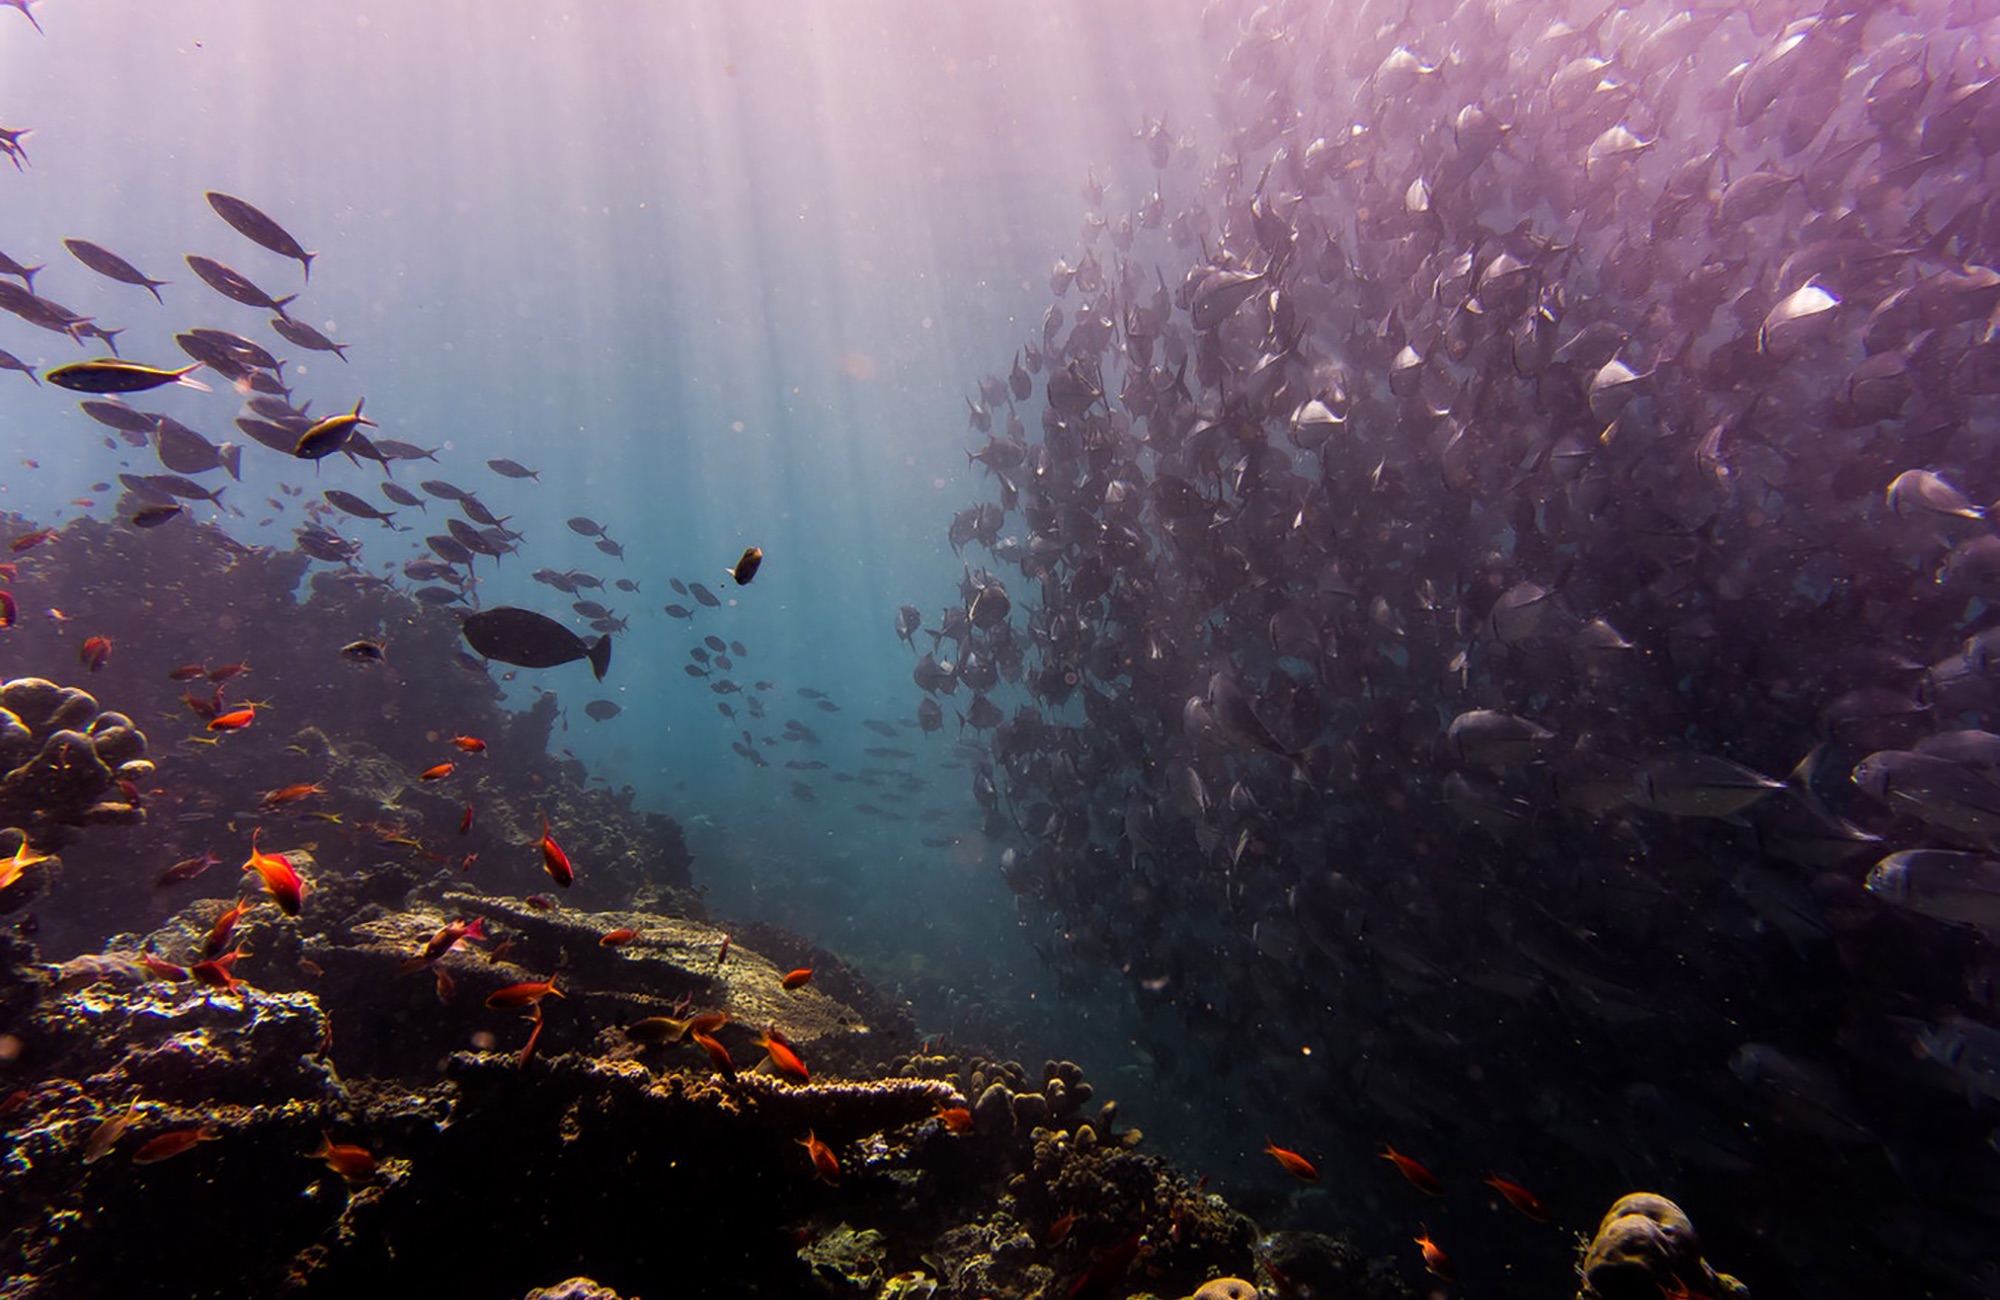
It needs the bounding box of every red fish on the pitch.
[1415,1229,1454,1283]
[417,917,486,965]
[207,661,248,682]
[132,1125,217,1165]
[0,589,15,629]
[524,895,555,912]
[154,851,218,889]
[1046,1210,1079,1246]
[207,707,255,732]
[1482,1172,1550,1221]
[537,815,572,887]
[167,663,208,681]
[1265,1139,1320,1183]
[9,529,55,553]
[1381,1144,1445,1196]
[458,801,474,835]
[485,975,562,1009]
[936,1103,974,1134]
[1069,1229,1143,1299]
[191,949,246,993]
[757,1031,809,1084]
[139,954,190,982]
[798,1130,839,1184]
[450,735,487,753]
[242,830,304,916]
[182,688,223,722]
[418,762,454,781]
[312,1132,376,1181]
[716,934,730,965]
[78,635,112,672]
[201,898,252,960]
[599,928,638,947]
[260,783,322,808]
[517,1004,545,1070]
[781,968,814,990]
[691,1029,735,1079]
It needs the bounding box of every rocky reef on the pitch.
[0,676,150,913]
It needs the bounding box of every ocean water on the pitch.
[10,2,2000,1297]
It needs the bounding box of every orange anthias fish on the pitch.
[450,735,487,753]
[9,528,56,553]
[207,707,256,733]
[139,954,190,982]
[78,635,112,672]
[458,801,474,835]
[936,1103,974,1134]
[167,663,208,681]
[242,830,304,917]
[82,1097,141,1164]
[691,1029,735,1079]
[416,916,486,966]
[0,589,14,630]
[312,1132,376,1181]
[798,1130,840,1184]
[537,814,573,887]
[1382,1144,1446,1196]
[1414,1229,1455,1283]
[517,1004,545,1070]
[260,783,322,809]
[0,839,53,892]
[781,968,814,990]
[1264,1139,1320,1183]
[757,1031,809,1084]
[132,1125,217,1165]
[485,975,562,1009]
[598,927,637,947]
[190,949,246,993]
[1483,1172,1550,1222]
[418,762,454,781]
[201,898,253,960]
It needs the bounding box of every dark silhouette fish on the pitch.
[62,239,167,303]
[461,607,610,681]
[184,254,296,316]
[206,191,315,281]
[270,316,348,360]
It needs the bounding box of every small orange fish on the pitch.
[798,1129,839,1183]
[1415,1229,1454,1283]
[82,1097,141,1164]
[0,589,13,630]
[485,975,562,1009]
[312,1132,376,1181]
[518,1004,545,1069]
[9,528,55,553]
[418,762,454,781]
[936,1103,974,1134]
[1045,1210,1078,1246]
[537,815,573,887]
[139,954,190,982]
[78,634,112,672]
[757,1031,809,1084]
[242,830,304,917]
[434,964,456,1003]
[781,968,814,990]
[524,894,555,911]
[599,928,638,947]
[1265,1139,1319,1183]
[458,801,474,835]
[0,839,53,892]
[201,898,253,960]
[1482,1172,1550,1222]
[418,917,486,965]
[207,661,248,682]
[191,949,247,993]
[260,782,322,808]
[691,1029,735,1079]
[450,735,487,753]
[167,663,208,681]
[132,1125,217,1165]
[1382,1144,1445,1196]
[485,937,516,964]
[207,707,255,732]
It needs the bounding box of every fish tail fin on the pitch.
[271,293,297,318]
[146,281,165,306]
[587,634,612,681]
[301,251,316,284]
[220,443,243,480]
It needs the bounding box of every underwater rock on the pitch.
[0,678,148,856]
[522,1281,628,1300]
[1189,1280,1258,1300]
[799,1222,889,1295]
[1254,1231,1384,1300]
[1578,1193,1746,1300]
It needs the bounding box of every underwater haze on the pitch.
[7,0,2000,1298]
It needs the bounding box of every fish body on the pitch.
[46,359,204,394]
[462,607,611,680]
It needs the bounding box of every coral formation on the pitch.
[0,677,149,912]
[1578,1193,1747,1300]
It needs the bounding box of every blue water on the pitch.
[0,1,1214,1049]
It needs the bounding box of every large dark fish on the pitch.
[184,254,296,316]
[270,316,348,361]
[205,192,315,281]
[461,607,611,681]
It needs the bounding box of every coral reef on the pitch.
[0,677,149,912]
[1578,1193,1747,1300]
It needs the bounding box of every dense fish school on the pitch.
[897,0,2000,1294]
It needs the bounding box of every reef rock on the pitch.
[1578,1193,1747,1300]
[0,678,149,913]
